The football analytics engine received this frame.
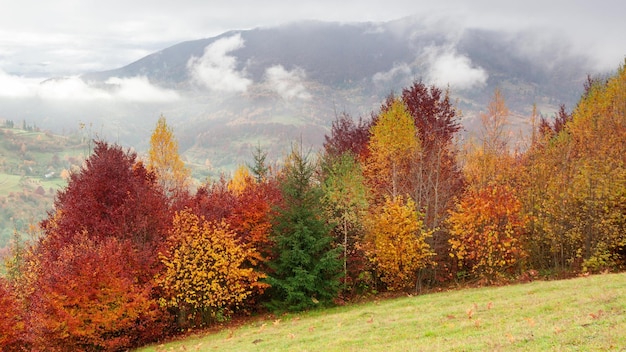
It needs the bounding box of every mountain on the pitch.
[33,19,601,175]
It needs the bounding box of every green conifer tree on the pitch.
[265,145,342,312]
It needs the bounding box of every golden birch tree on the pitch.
[147,115,191,196]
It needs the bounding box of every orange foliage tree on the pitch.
[157,210,267,327]
[365,196,434,291]
[0,278,25,350]
[27,234,162,351]
[448,184,527,281]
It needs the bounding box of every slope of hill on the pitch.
[136,272,626,351]
[0,126,86,250]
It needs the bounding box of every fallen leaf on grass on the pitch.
[589,310,603,319]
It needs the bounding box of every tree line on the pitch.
[1,63,625,351]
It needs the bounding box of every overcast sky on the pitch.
[0,0,624,77]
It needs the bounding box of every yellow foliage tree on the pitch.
[365,196,434,291]
[366,98,420,199]
[228,164,253,195]
[523,63,626,272]
[147,115,191,195]
[157,210,267,327]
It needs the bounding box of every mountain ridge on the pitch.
[13,18,600,174]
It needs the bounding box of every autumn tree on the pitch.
[399,81,465,284]
[265,146,342,312]
[39,141,171,276]
[28,234,165,350]
[539,104,572,139]
[0,278,25,350]
[365,98,420,201]
[481,87,510,156]
[463,88,515,189]
[448,184,527,282]
[227,172,281,264]
[321,152,368,291]
[228,164,253,195]
[365,196,434,292]
[157,210,267,327]
[524,64,626,272]
[323,112,372,160]
[183,177,236,223]
[401,80,464,230]
[26,141,172,350]
[148,115,191,197]
[180,171,280,268]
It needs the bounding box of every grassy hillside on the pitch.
[137,273,626,351]
[0,126,86,250]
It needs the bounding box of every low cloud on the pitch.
[105,76,180,102]
[372,62,413,84]
[264,65,311,100]
[0,70,179,102]
[424,45,488,90]
[38,77,112,101]
[187,34,252,93]
[0,70,38,98]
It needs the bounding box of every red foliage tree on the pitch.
[539,104,572,138]
[40,141,171,282]
[26,141,173,350]
[228,179,281,262]
[323,112,373,160]
[181,174,281,262]
[401,80,464,229]
[400,81,465,283]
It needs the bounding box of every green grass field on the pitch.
[137,272,626,351]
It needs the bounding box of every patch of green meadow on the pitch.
[137,272,626,351]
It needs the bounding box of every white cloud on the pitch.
[38,77,112,101]
[424,45,488,90]
[264,65,311,100]
[372,62,413,84]
[187,34,252,93]
[0,69,179,103]
[0,70,36,97]
[106,76,180,102]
